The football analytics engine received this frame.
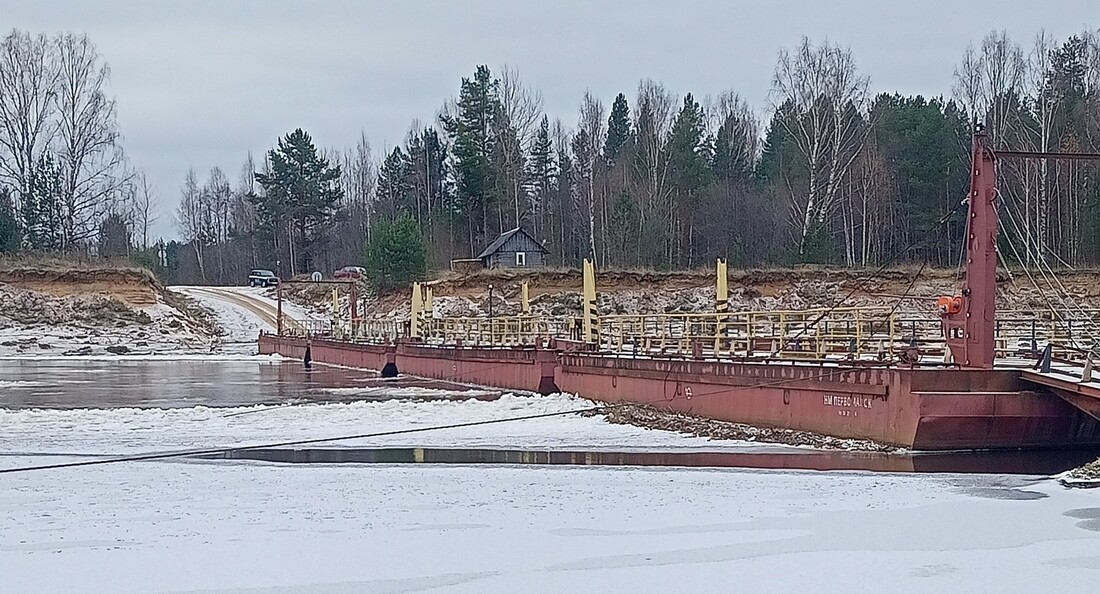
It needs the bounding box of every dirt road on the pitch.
[180,287,305,333]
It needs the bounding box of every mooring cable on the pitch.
[0,406,611,475]
[773,199,966,354]
[2,354,925,477]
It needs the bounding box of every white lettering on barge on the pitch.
[822,394,874,417]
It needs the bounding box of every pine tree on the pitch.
[666,93,712,266]
[404,127,449,232]
[441,65,502,253]
[870,94,968,265]
[253,129,343,275]
[603,93,632,164]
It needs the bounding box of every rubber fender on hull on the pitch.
[381,361,399,378]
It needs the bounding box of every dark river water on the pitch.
[0,358,489,409]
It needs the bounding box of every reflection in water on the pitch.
[0,359,491,409]
[212,446,1100,475]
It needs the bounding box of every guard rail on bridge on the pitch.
[276,307,1100,363]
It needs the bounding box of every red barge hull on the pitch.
[259,335,1100,450]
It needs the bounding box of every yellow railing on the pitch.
[283,317,405,342]
[600,307,898,359]
[281,306,1100,362]
[896,309,1100,360]
[422,316,557,347]
[286,319,330,338]
[348,318,405,342]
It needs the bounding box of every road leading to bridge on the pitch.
[176,286,305,334]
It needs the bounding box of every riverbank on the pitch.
[0,265,226,357]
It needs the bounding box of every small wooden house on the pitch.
[477,227,548,269]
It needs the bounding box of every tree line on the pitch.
[0,29,147,258]
[2,27,1099,286]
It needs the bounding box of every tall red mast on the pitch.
[941,126,998,369]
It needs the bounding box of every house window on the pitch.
[515,252,527,266]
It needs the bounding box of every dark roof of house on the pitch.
[476,227,548,259]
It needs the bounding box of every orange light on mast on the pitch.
[937,296,963,316]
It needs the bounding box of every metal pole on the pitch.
[350,281,358,337]
[488,284,494,319]
[276,278,283,336]
[275,259,283,335]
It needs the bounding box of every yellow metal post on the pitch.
[715,258,728,354]
[424,286,434,318]
[582,259,598,345]
[521,281,530,315]
[410,282,422,339]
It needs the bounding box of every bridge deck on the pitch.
[1019,360,1100,421]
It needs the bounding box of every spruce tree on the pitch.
[363,215,427,290]
[97,211,130,258]
[441,65,502,252]
[21,154,64,251]
[666,94,712,266]
[712,114,756,184]
[376,147,411,221]
[525,116,555,238]
[603,93,632,164]
[0,187,20,253]
[551,135,574,265]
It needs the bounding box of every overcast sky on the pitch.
[4,0,1097,240]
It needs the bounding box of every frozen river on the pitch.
[1,338,1097,591]
[1,450,1099,593]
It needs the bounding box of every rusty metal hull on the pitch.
[557,354,1100,450]
[260,336,558,395]
[259,335,1100,450]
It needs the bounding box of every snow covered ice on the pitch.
[3,286,1099,594]
[2,460,1099,593]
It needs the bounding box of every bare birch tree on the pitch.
[339,132,375,266]
[129,172,156,250]
[575,92,605,264]
[952,30,1027,143]
[1025,31,1058,264]
[495,66,543,229]
[631,79,676,264]
[177,169,207,281]
[0,30,58,204]
[54,32,129,249]
[771,36,870,257]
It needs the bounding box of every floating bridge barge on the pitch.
[261,130,1100,451]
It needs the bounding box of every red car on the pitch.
[333,266,365,280]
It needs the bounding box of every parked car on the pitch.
[333,266,365,280]
[248,269,279,287]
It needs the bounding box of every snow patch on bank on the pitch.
[173,286,269,353]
